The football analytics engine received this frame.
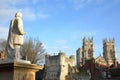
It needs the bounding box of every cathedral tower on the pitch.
[82,37,94,60]
[103,38,117,66]
[76,37,94,66]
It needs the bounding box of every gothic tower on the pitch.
[76,37,94,67]
[82,37,94,61]
[103,38,117,66]
[76,48,83,66]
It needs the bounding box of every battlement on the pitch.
[83,37,93,43]
[103,38,117,66]
[76,37,117,67]
[45,52,75,66]
[45,52,75,80]
[103,38,115,44]
[69,55,75,59]
[59,51,66,57]
[82,37,94,50]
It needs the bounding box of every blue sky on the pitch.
[0,0,120,61]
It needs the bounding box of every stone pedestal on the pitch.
[0,62,43,80]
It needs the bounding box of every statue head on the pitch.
[15,12,22,18]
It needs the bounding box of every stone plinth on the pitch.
[0,62,43,80]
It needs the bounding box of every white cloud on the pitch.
[22,8,49,21]
[22,8,36,21]
[32,0,39,4]
[46,39,68,53]
[45,45,75,55]
[0,0,49,22]
[81,31,96,37]
[44,39,75,54]
[0,0,26,6]
[55,40,68,45]
[71,30,97,40]
[55,40,72,52]
[0,0,26,21]
[38,13,49,19]
[0,8,17,21]
[15,8,49,21]
[0,27,9,39]
[69,0,105,10]
[69,0,90,9]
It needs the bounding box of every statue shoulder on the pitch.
[16,18,23,24]
[9,19,15,28]
[10,19,14,23]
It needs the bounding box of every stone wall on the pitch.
[44,52,75,80]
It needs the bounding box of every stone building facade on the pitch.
[76,38,118,67]
[76,37,94,66]
[103,38,118,66]
[35,37,120,80]
[44,52,75,80]
[95,55,107,66]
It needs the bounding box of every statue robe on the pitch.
[6,17,25,59]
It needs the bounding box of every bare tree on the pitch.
[21,37,46,65]
[0,39,7,51]
[0,38,46,65]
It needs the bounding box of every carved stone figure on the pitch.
[6,12,26,60]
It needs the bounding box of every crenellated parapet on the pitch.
[45,51,75,80]
[83,37,93,44]
[103,38,115,45]
[76,37,94,67]
[103,38,117,66]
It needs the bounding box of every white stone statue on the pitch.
[6,12,26,60]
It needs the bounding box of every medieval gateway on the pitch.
[43,37,120,80]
